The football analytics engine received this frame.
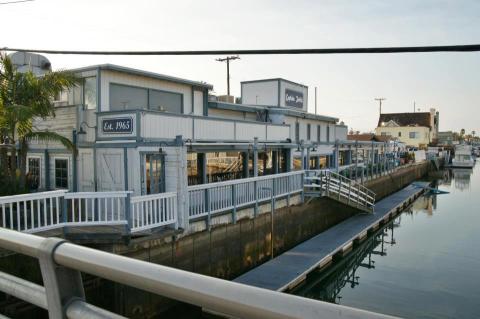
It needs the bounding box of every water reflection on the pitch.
[293,218,399,303]
[439,168,473,190]
[293,195,440,304]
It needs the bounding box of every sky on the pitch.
[1,0,479,133]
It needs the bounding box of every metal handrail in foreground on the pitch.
[0,228,397,319]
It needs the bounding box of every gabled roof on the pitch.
[378,112,431,128]
[67,64,213,89]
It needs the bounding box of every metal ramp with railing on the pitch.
[304,170,376,213]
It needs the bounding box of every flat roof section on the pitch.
[209,101,339,123]
[241,78,308,89]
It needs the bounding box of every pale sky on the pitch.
[2,0,479,133]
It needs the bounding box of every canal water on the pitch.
[292,165,480,319]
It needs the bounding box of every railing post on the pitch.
[206,188,211,230]
[232,184,237,224]
[62,197,68,237]
[300,172,305,203]
[38,238,85,319]
[286,175,290,206]
[348,181,352,205]
[125,193,132,234]
[254,180,258,217]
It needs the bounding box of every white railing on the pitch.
[0,190,67,233]
[305,170,376,212]
[130,192,177,233]
[187,171,304,220]
[0,190,178,235]
[64,191,130,226]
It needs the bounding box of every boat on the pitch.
[451,145,475,168]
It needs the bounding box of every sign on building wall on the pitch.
[102,117,133,134]
[285,89,304,108]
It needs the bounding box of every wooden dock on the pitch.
[234,182,430,292]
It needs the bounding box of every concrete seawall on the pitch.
[0,161,431,318]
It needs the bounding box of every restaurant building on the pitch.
[25,60,353,198]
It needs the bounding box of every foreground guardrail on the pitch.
[0,228,398,319]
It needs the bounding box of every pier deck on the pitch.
[234,182,430,291]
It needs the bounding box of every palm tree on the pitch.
[0,53,78,193]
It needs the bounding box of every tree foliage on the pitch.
[0,53,79,194]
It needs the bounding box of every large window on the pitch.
[55,159,68,189]
[110,83,148,110]
[327,126,330,142]
[110,83,183,113]
[149,89,183,113]
[84,77,97,110]
[207,152,243,183]
[307,124,311,140]
[27,158,40,190]
[317,125,321,142]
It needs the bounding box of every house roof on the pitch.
[347,134,394,142]
[68,64,213,89]
[378,112,431,128]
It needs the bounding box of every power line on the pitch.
[0,0,34,5]
[1,44,480,56]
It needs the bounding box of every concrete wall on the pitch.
[365,161,429,200]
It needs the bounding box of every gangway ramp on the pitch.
[305,170,376,213]
[234,182,429,292]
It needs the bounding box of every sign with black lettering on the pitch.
[285,89,304,108]
[102,117,133,134]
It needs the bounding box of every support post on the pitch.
[272,150,279,174]
[242,151,249,178]
[231,184,237,224]
[306,147,311,170]
[125,193,132,233]
[206,188,211,230]
[38,238,85,319]
[253,138,259,177]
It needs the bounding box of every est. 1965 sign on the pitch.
[285,89,304,108]
[102,117,133,134]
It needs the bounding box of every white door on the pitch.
[97,150,124,191]
[78,149,95,191]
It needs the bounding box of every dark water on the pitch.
[293,165,480,319]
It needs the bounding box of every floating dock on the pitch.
[234,182,430,291]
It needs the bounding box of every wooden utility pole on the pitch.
[216,56,240,96]
[375,97,386,115]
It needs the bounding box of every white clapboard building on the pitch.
[26,62,349,199]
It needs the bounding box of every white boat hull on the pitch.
[451,160,475,168]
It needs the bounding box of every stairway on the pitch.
[304,170,376,213]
